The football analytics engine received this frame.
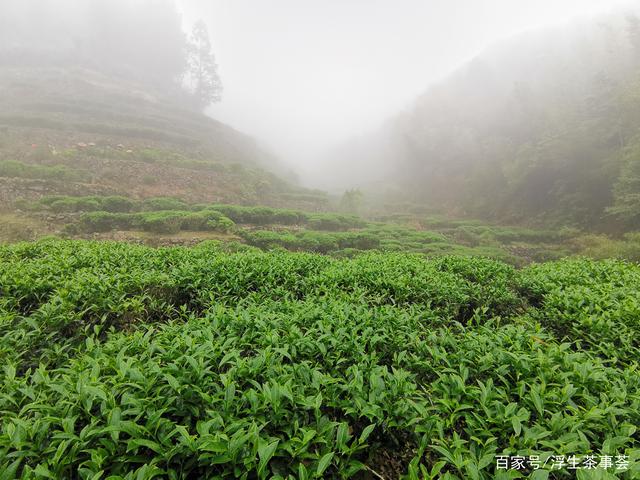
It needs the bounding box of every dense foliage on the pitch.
[0,240,638,479]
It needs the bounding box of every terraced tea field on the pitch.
[7,194,605,265]
[0,240,638,478]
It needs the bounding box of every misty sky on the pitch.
[178,0,633,183]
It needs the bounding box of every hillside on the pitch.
[329,9,640,231]
[7,66,628,263]
[0,66,328,212]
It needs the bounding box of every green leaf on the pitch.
[465,460,480,480]
[0,459,21,480]
[164,373,180,391]
[298,462,309,480]
[336,423,350,450]
[127,439,163,454]
[358,424,376,444]
[4,364,16,381]
[511,417,522,436]
[478,453,494,470]
[316,452,334,477]
[34,464,56,479]
[531,387,544,417]
[258,440,279,477]
[530,470,550,480]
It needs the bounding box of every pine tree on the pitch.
[186,20,222,109]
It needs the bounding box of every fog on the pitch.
[0,0,637,192]
[177,0,631,187]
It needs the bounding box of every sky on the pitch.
[177,0,633,184]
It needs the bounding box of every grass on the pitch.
[570,233,640,262]
[0,240,638,479]
[0,214,49,244]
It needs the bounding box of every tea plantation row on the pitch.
[0,240,638,479]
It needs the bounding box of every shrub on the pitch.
[0,160,87,181]
[101,196,136,213]
[50,198,102,213]
[138,211,185,233]
[79,212,133,232]
[141,197,189,211]
[307,213,366,231]
[572,233,640,262]
[180,211,235,232]
[336,232,380,250]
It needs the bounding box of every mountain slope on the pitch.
[331,8,640,230]
[0,66,327,209]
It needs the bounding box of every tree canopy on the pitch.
[186,20,223,110]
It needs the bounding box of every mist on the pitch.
[1,0,634,188]
[2,0,640,224]
[178,0,631,187]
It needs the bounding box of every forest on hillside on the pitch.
[331,9,640,232]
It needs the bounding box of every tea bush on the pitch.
[76,211,236,234]
[240,230,380,254]
[0,160,88,182]
[37,196,136,214]
[517,257,640,366]
[0,240,638,479]
[50,197,102,213]
[141,197,190,212]
[29,197,365,232]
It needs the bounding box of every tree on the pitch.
[627,14,640,63]
[608,140,640,227]
[340,189,364,214]
[186,20,222,110]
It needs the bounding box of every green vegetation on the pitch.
[3,8,640,479]
[208,205,365,231]
[0,240,638,478]
[28,196,365,232]
[576,233,640,262]
[29,196,135,214]
[0,160,88,182]
[16,194,640,264]
[74,210,235,235]
[240,230,380,254]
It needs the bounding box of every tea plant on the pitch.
[0,240,638,478]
